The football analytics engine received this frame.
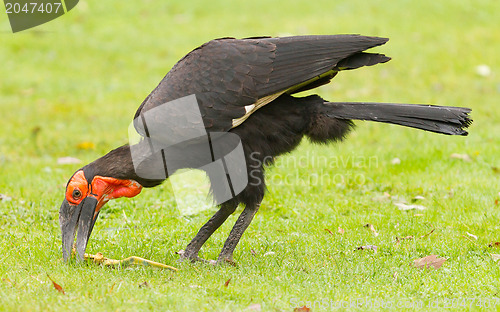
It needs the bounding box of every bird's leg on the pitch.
[179,201,238,262]
[216,202,260,264]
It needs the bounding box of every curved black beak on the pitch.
[59,197,99,261]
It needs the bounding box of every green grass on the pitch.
[1,0,500,310]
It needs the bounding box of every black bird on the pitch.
[59,35,471,264]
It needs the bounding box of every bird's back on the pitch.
[133,35,390,136]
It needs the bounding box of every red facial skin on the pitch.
[65,170,142,218]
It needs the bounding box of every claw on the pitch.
[176,250,210,264]
[214,258,238,267]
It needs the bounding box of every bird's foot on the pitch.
[176,250,209,264]
[214,254,238,267]
[176,250,238,266]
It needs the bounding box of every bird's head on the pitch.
[59,155,143,261]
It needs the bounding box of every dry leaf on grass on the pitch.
[355,245,378,253]
[392,272,398,281]
[491,254,500,262]
[224,278,231,287]
[476,64,491,77]
[46,274,65,294]
[325,227,344,235]
[397,226,435,244]
[57,156,82,165]
[395,236,414,244]
[412,255,446,269]
[450,153,472,162]
[246,303,261,311]
[394,203,427,211]
[420,227,435,239]
[364,223,379,237]
[465,232,478,240]
[108,283,116,294]
[139,281,149,288]
[391,157,401,165]
[294,306,311,312]
[489,242,500,248]
[0,194,12,201]
[371,192,391,202]
[30,275,43,284]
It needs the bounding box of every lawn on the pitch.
[1,0,500,311]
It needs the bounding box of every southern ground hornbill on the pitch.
[59,35,471,264]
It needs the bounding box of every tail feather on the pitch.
[323,102,472,135]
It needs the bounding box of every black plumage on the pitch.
[60,35,471,264]
[134,35,391,133]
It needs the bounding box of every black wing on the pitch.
[134,35,390,133]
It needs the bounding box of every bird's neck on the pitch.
[85,144,165,188]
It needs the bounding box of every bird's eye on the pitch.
[72,189,82,200]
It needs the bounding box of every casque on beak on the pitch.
[59,196,99,261]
